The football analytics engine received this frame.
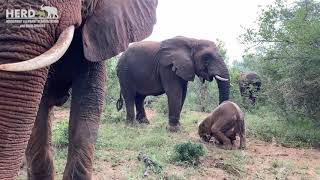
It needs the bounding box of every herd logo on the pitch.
[39,4,59,19]
[5,4,59,28]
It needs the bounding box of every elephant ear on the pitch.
[82,0,158,62]
[158,37,196,81]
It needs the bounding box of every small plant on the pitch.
[172,141,206,165]
[52,120,69,148]
[152,96,168,115]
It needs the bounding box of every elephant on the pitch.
[116,36,230,131]
[198,101,245,150]
[239,72,261,105]
[0,0,157,179]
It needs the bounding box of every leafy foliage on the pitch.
[172,141,206,165]
[241,0,320,120]
[52,121,69,148]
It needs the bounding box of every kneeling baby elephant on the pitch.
[198,101,246,149]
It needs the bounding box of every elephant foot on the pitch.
[221,143,234,150]
[166,123,181,132]
[125,118,137,125]
[136,117,150,124]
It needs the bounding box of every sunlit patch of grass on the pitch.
[52,120,69,148]
[53,147,67,179]
[316,165,320,176]
[269,160,293,179]
[95,110,214,178]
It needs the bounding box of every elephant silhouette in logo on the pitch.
[40,5,58,18]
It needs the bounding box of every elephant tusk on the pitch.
[215,75,228,81]
[0,26,75,72]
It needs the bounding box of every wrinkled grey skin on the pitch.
[239,72,262,105]
[0,0,157,179]
[116,37,230,131]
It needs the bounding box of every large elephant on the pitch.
[116,37,230,131]
[239,72,262,105]
[0,0,157,179]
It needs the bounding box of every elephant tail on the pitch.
[116,92,124,111]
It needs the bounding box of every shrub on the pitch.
[52,121,69,148]
[172,141,206,165]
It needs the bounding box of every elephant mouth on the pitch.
[199,76,214,84]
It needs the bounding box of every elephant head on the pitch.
[0,0,157,178]
[159,36,230,103]
[239,72,262,104]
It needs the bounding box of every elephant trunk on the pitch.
[0,69,48,179]
[0,27,56,179]
[215,68,230,104]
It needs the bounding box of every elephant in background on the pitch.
[116,36,230,131]
[239,72,261,105]
[0,0,157,179]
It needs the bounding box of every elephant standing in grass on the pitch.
[0,0,157,179]
[239,72,261,105]
[116,37,230,131]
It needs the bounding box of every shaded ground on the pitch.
[18,107,320,180]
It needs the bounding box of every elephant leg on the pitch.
[161,72,186,131]
[135,94,149,124]
[26,96,55,180]
[180,84,188,111]
[225,128,236,145]
[63,61,106,180]
[165,85,184,131]
[211,128,232,150]
[123,93,136,123]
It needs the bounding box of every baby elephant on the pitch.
[198,101,245,149]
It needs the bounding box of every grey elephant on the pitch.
[239,72,262,105]
[0,0,157,179]
[116,36,230,131]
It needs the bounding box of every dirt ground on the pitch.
[19,107,320,179]
[93,109,320,179]
[90,137,320,180]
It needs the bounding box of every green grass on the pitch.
[316,165,320,176]
[52,120,69,148]
[245,106,320,148]
[171,141,206,165]
[36,103,320,179]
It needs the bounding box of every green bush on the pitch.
[52,121,69,148]
[172,141,206,165]
[148,95,168,115]
[102,103,126,124]
[241,0,320,121]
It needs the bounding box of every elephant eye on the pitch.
[202,53,213,62]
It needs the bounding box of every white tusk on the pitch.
[0,26,75,72]
[215,75,228,81]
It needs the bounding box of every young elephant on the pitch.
[198,101,245,149]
